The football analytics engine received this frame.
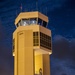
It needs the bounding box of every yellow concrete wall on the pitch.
[35,54,43,74]
[17,31,25,75]
[43,54,50,75]
[13,33,18,75]
[13,25,51,39]
[14,30,34,75]
[24,30,34,75]
[13,25,52,54]
[35,54,50,75]
[13,23,52,75]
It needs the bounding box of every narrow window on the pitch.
[43,21,47,27]
[30,18,37,24]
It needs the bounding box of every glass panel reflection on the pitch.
[30,18,37,24]
[43,21,47,27]
[38,18,42,25]
[21,19,29,26]
[16,18,47,28]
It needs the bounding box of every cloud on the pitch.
[0,21,13,75]
[51,57,75,75]
[0,20,7,41]
[52,35,75,60]
[0,39,13,75]
[52,35,70,59]
[51,35,75,75]
[0,16,14,75]
[69,39,75,62]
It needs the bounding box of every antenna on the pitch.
[16,10,17,17]
[36,0,38,11]
[46,7,48,16]
[23,5,26,12]
[20,3,23,12]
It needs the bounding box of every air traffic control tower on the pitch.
[12,11,52,75]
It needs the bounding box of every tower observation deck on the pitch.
[12,11,52,75]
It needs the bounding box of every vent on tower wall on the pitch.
[40,32,51,50]
[33,32,39,46]
[33,32,51,50]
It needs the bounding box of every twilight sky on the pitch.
[0,0,75,75]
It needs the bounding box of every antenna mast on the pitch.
[36,0,38,11]
[20,3,23,12]
[46,7,48,16]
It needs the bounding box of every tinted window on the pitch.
[30,18,37,24]
[40,32,51,50]
[16,24,19,27]
[38,18,42,25]
[21,19,30,26]
[43,21,47,27]
[18,20,21,26]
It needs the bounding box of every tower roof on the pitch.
[15,11,48,25]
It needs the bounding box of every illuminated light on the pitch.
[32,20,35,24]
[30,20,36,24]
[13,53,15,56]
[49,52,52,55]
[23,22,27,26]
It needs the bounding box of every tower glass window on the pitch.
[21,19,30,26]
[16,24,19,27]
[38,18,47,27]
[30,18,37,25]
[43,21,47,27]
[17,20,21,27]
[38,18,42,25]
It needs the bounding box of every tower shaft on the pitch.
[14,30,34,75]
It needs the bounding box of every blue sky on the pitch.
[0,0,75,75]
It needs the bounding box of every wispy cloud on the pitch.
[51,35,75,75]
